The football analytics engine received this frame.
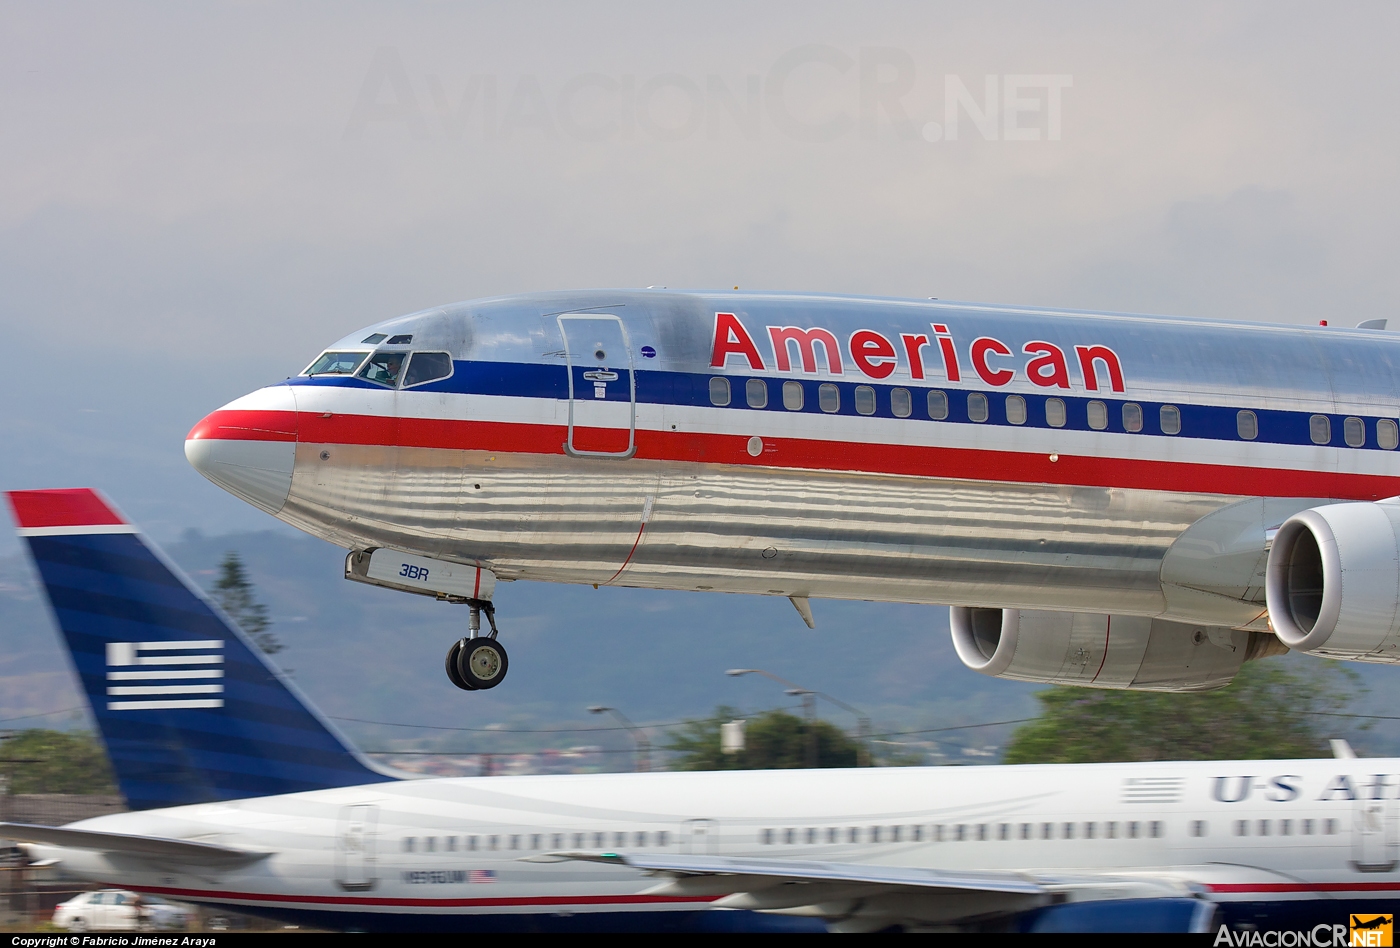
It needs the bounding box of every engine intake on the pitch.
[1265,502,1400,663]
[950,606,1284,691]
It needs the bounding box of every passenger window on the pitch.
[634,832,646,847]
[746,378,768,409]
[848,827,860,843]
[426,836,436,852]
[997,823,1009,840]
[305,350,369,376]
[709,377,731,406]
[1190,820,1207,837]
[854,385,876,415]
[403,351,454,388]
[1237,410,1258,440]
[783,380,805,410]
[1381,419,1400,450]
[1159,404,1181,435]
[403,837,416,852]
[358,351,406,387]
[1150,821,1163,838]
[1084,822,1095,839]
[1122,403,1143,432]
[1045,397,1066,428]
[1309,414,1331,445]
[891,388,912,418]
[1087,400,1108,430]
[762,829,774,844]
[1041,823,1052,840]
[1062,822,1074,840]
[928,390,949,420]
[1005,395,1026,425]
[784,828,796,844]
[657,831,669,846]
[1344,416,1365,448]
[819,383,840,413]
[967,392,989,423]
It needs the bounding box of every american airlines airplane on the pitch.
[184,290,1400,692]
[3,488,1396,933]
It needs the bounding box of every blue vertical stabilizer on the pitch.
[7,488,394,809]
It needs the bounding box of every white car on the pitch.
[53,889,192,931]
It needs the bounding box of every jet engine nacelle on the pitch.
[950,607,1285,692]
[1265,501,1400,663]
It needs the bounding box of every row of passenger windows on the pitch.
[761,820,1165,845]
[708,377,1400,448]
[1229,818,1337,837]
[401,817,1341,854]
[402,831,673,853]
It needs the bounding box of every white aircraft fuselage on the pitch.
[30,757,1400,931]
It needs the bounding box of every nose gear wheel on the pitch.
[457,638,508,690]
[444,598,508,691]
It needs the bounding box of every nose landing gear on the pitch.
[445,599,509,691]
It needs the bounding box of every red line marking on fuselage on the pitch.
[1088,616,1111,684]
[601,521,648,586]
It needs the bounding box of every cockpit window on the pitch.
[304,351,369,376]
[358,350,407,387]
[403,351,454,388]
[387,334,413,345]
[361,333,388,344]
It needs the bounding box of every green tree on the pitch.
[666,706,860,770]
[212,552,281,654]
[1,729,116,794]
[1002,660,1366,764]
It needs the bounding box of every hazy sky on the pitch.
[3,2,1399,550]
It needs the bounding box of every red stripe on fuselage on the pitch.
[187,409,1400,500]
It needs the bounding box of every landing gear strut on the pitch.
[445,599,509,691]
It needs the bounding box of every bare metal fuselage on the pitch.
[187,290,1400,627]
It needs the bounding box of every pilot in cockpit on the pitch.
[359,351,406,387]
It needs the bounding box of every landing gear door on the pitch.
[336,804,380,891]
[558,315,636,458]
[681,818,718,854]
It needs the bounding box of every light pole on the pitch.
[725,669,872,767]
[588,705,652,773]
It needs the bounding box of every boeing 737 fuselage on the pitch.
[185,291,1400,691]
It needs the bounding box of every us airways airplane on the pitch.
[185,290,1400,692]
[3,488,1397,933]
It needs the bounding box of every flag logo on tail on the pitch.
[106,640,225,710]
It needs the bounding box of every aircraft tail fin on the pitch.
[6,488,394,810]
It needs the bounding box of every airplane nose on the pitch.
[185,385,299,516]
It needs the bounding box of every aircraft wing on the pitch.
[554,852,1213,933]
[0,822,270,868]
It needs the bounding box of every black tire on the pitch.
[457,638,509,690]
[445,640,477,691]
